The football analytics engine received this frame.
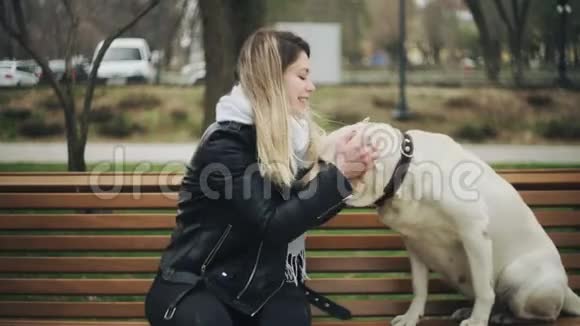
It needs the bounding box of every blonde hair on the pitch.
[237,29,324,188]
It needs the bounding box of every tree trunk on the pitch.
[493,0,531,87]
[464,0,500,83]
[231,0,266,55]
[510,38,523,86]
[198,0,236,133]
[433,45,441,65]
[198,0,265,134]
[67,135,86,172]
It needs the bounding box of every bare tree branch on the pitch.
[80,0,160,147]
[0,0,67,113]
[162,0,190,67]
[517,0,531,40]
[61,0,79,118]
[512,0,521,28]
[11,0,27,42]
[0,0,18,37]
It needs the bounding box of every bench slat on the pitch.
[0,214,175,230]
[0,319,463,326]
[0,193,177,209]
[3,276,579,295]
[0,300,466,317]
[1,319,580,326]
[0,170,578,191]
[2,210,578,230]
[1,190,579,209]
[0,278,449,295]
[2,254,580,273]
[2,232,579,251]
[0,278,453,295]
[500,171,580,190]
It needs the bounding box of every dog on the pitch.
[319,121,580,326]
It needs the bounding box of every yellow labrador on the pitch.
[320,121,580,326]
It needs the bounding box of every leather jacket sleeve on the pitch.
[203,129,352,246]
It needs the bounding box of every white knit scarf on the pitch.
[215,85,309,285]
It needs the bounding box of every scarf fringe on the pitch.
[285,248,308,285]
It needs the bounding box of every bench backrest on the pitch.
[0,169,579,323]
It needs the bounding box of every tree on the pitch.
[464,0,502,82]
[364,0,418,64]
[0,0,160,171]
[422,1,446,65]
[492,0,532,86]
[198,0,266,132]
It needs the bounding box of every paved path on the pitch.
[1,142,579,164]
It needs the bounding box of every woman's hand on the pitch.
[335,127,378,182]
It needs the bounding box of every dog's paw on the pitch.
[391,313,421,326]
[451,307,472,321]
[459,318,488,326]
[489,312,520,325]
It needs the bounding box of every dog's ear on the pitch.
[361,117,370,123]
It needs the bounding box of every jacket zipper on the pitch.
[315,196,350,220]
[200,224,232,275]
[236,241,263,299]
[250,279,285,316]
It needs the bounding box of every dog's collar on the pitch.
[374,132,414,207]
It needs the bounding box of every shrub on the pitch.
[170,109,189,123]
[0,118,17,140]
[453,122,497,142]
[19,119,64,137]
[372,96,396,109]
[1,107,32,120]
[118,93,161,110]
[90,106,114,123]
[445,96,477,109]
[36,96,61,111]
[526,94,553,109]
[131,122,147,134]
[537,118,580,139]
[97,114,134,138]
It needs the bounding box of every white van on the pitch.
[92,38,155,84]
[0,60,40,87]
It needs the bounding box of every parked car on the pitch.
[38,59,89,84]
[92,38,155,84]
[0,60,40,87]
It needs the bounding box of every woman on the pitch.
[145,29,376,326]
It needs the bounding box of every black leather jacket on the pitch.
[157,121,352,316]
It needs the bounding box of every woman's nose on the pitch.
[306,79,316,92]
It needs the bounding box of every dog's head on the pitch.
[320,120,404,207]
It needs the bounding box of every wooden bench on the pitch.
[0,169,579,326]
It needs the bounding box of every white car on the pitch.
[92,38,155,84]
[0,60,40,87]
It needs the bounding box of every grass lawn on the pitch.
[0,162,185,172]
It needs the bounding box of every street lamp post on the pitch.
[393,0,411,120]
[556,0,572,88]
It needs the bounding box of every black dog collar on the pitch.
[374,132,414,207]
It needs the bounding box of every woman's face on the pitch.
[283,51,316,112]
